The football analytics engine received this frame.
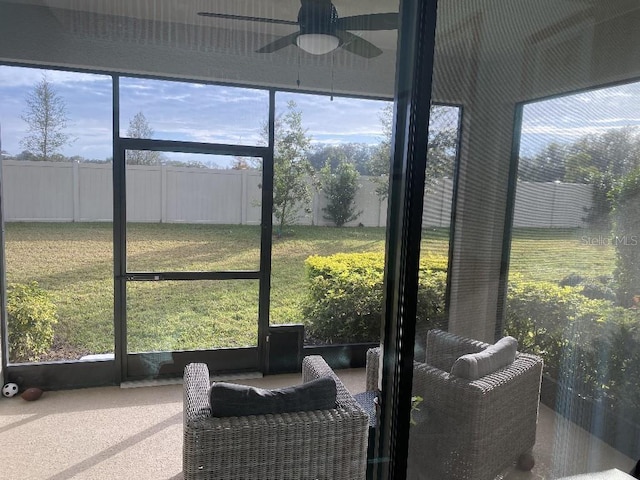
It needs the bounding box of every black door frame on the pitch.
[114,136,273,381]
[375,0,440,478]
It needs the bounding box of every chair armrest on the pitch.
[184,406,369,479]
[303,355,365,411]
[183,362,211,424]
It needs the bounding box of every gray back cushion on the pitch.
[210,376,337,417]
[450,336,518,380]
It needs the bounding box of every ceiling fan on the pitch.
[198,0,398,58]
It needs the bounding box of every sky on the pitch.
[520,82,640,156]
[3,64,640,165]
[0,65,389,167]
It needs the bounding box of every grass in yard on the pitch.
[509,228,615,282]
[127,280,259,352]
[3,223,617,359]
[5,223,114,359]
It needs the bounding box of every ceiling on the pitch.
[1,0,640,102]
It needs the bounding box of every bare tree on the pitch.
[20,74,72,161]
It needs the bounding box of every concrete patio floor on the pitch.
[0,368,635,480]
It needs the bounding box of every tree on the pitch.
[164,158,209,168]
[582,171,616,229]
[125,111,164,165]
[231,157,252,170]
[521,127,640,185]
[14,150,38,161]
[425,105,461,179]
[308,143,375,174]
[563,152,598,184]
[569,127,640,179]
[369,104,394,199]
[20,74,72,161]
[518,142,568,182]
[270,101,314,237]
[320,156,363,227]
[369,103,459,200]
[520,127,640,227]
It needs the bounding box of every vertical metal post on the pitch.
[113,75,126,384]
[0,124,9,381]
[258,90,275,372]
[496,105,524,340]
[375,0,439,478]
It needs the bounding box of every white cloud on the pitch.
[0,65,109,87]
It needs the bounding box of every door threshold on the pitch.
[121,371,263,389]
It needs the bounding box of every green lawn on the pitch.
[4,223,616,359]
[509,228,615,282]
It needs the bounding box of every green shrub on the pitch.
[7,282,58,362]
[302,252,447,344]
[559,273,616,302]
[567,310,640,413]
[320,159,362,227]
[303,252,640,424]
[504,277,585,378]
[611,168,640,307]
[505,276,640,422]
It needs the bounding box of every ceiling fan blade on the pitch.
[336,31,383,58]
[197,12,297,26]
[300,0,333,7]
[336,13,398,31]
[256,32,300,53]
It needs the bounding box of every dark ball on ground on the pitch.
[21,387,43,401]
[517,452,535,471]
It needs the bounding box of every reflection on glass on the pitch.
[416,105,461,351]
[126,280,259,353]
[506,82,640,469]
[413,0,640,473]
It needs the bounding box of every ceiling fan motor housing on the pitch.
[197,1,396,57]
[298,0,339,36]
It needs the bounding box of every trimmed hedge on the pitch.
[303,253,640,424]
[302,252,448,344]
[504,276,640,421]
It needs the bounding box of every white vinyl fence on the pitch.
[1,160,592,228]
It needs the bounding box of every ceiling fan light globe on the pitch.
[296,33,340,55]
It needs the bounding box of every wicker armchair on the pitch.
[183,355,369,480]
[366,329,543,480]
